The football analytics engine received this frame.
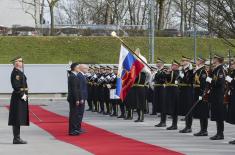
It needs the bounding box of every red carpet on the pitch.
[28,106,183,155]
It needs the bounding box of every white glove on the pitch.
[198,96,202,101]
[226,76,233,83]
[189,63,193,70]
[21,94,27,101]
[150,82,154,90]
[175,80,178,84]
[107,84,111,89]
[179,71,184,78]
[206,77,212,83]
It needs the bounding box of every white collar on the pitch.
[72,71,78,76]
[79,71,85,75]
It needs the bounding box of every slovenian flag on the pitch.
[116,45,145,101]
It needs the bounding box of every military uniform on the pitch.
[103,70,111,115]
[9,68,29,126]
[91,71,99,112]
[208,60,226,140]
[97,71,105,113]
[86,71,93,111]
[226,68,235,144]
[8,58,29,144]
[165,62,180,130]
[123,87,134,120]
[108,71,120,117]
[178,57,194,133]
[132,72,148,122]
[193,65,209,136]
[226,69,235,124]
[153,68,167,127]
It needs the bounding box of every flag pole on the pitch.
[111,32,152,70]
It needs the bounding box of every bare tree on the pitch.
[196,0,235,47]
[157,0,166,30]
[19,0,40,27]
[47,0,60,35]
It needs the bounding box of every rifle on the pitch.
[185,49,212,119]
[224,49,232,105]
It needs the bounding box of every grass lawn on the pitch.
[0,36,234,64]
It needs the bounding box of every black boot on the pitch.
[179,116,192,133]
[134,109,141,122]
[117,114,125,118]
[229,140,235,144]
[210,121,224,140]
[13,126,27,144]
[155,114,166,127]
[124,109,133,120]
[139,110,144,122]
[194,119,208,136]
[210,134,224,140]
[167,115,178,130]
[179,127,192,133]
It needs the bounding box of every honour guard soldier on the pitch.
[225,59,235,144]
[165,60,180,130]
[123,87,134,120]
[132,48,151,122]
[178,56,194,133]
[85,66,94,111]
[206,54,226,140]
[90,66,99,112]
[149,66,158,115]
[193,57,209,136]
[152,58,167,127]
[98,66,106,114]
[103,66,112,115]
[108,66,120,117]
[8,56,29,144]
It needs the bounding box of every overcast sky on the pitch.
[0,0,36,27]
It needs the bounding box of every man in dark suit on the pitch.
[67,63,88,136]
[76,64,89,131]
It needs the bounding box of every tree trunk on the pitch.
[50,5,54,36]
[158,0,165,30]
[180,0,185,36]
[207,0,212,36]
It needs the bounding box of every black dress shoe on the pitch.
[69,132,80,136]
[99,110,104,114]
[166,125,178,130]
[86,109,92,111]
[117,115,125,118]
[229,140,235,144]
[124,117,133,120]
[134,119,140,122]
[179,128,192,133]
[13,138,27,144]
[194,131,208,136]
[110,113,117,117]
[155,122,166,127]
[210,134,224,140]
[77,129,87,134]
